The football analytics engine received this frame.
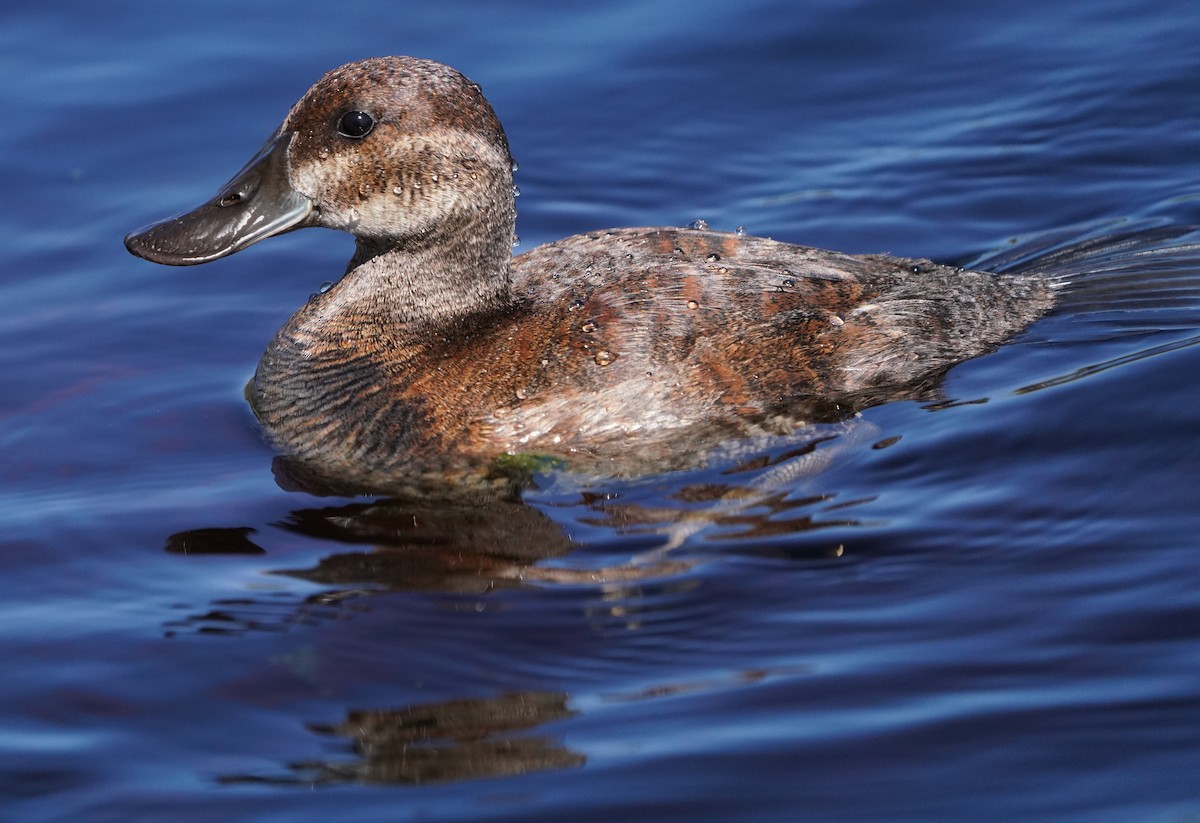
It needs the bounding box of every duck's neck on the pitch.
[251,205,517,469]
[337,220,516,330]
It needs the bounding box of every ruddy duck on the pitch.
[126,57,1053,495]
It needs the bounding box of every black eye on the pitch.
[337,110,375,138]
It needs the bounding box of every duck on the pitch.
[125,56,1055,496]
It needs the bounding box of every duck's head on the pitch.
[125,56,515,265]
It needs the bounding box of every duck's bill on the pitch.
[124,132,313,266]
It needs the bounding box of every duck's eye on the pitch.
[337,110,375,139]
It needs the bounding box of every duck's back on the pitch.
[508,227,1049,406]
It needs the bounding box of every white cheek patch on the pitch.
[290,130,510,238]
[290,150,360,231]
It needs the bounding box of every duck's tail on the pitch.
[970,219,1200,322]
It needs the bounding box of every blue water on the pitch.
[3,1,1200,820]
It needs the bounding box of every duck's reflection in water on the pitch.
[275,495,582,593]
[163,442,870,785]
[219,691,583,786]
[166,428,873,619]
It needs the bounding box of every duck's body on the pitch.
[126,57,1054,494]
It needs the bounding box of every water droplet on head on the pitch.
[686,299,699,309]
[512,233,521,248]
[511,158,520,173]
[782,278,795,287]
[515,387,527,400]
[392,185,403,195]
[581,321,598,333]
[567,298,585,312]
[735,226,748,237]
[512,184,521,198]
[317,147,330,159]
[593,350,618,366]
[829,314,845,326]
[690,219,709,231]
[431,173,439,183]
[705,253,720,263]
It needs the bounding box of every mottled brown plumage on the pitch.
[126,56,1055,496]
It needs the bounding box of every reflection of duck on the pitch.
[163,442,864,616]
[219,691,584,786]
[126,56,1054,495]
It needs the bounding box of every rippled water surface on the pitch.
[4,2,1200,820]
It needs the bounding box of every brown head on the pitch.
[125,56,515,273]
